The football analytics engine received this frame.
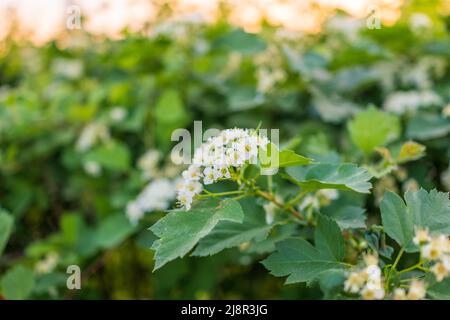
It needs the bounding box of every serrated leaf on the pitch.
[1,265,35,300]
[348,107,400,154]
[322,205,366,230]
[192,199,271,256]
[315,215,345,261]
[262,217,346,284]
[405,188,450,234]
[380,191,414,248]
[0,209,14,257]
[380,189,450,251]
[150,198,244,270]
[261,237,347,284]
[286,163,373,193]
[318,269,346,299]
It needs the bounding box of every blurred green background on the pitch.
[0,0,449,299]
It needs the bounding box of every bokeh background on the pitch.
[0,0,449,299]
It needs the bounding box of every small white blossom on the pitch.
[407,280,426,300]
[83,161,102,177]
[110,107,127,122]
[35,252,59,274]
[138,149,161,180]
[413,228,431,246]
[126,178,177,224]
[76,122,110,152]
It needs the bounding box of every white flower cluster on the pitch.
[393,280,427,300]
[383,90,442,114]
[126,178,178,224]
[414,228,450,282]
[344,254,385,300]
[176,129,270,210]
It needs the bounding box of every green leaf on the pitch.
[348,107,400,154]
[262,216,347,284]
[261,237,347,284]
[380,191,414,248]
[154,90,189,149]
[84,141,130,171]
[154,89,187,124]
[259,143,312,169]
[315,215,345,261]
[407,113,450,140]
[214,29,266,54]
[0,208,13,257]
[95,214,135,249]
[150,198,244,270]
[278,149,313,167]
[427,278,450,299]
[285,163,373,193]
[380,189,450,251]
[322,205,366,230]
[404,188,450,234]
[318,269,346,299]
[192,199,272,256]
[1,265,35,300]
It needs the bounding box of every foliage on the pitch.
[1,0,450,300]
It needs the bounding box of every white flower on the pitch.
[407,280,426,300]
[177,192,193,210]
[409,13,431,33]
[383,90,442,114]
[421,235,447,260]
[442,255,450,271]
[182,180,203,196]
[365,265,381,281]
[126,178,177,224]
[76,122,110,152]
[215,165,231,179]
[138,149,160,180]
[182,165,202,181]
[35,252,59,274]
[203,166,216,184]
[413,228,431,246]
[431,262,449,282]
[344,271,367,293]
[110,107,127,122]
[83,161,102,177]
[126,202,144,225]
[361,286,385,300]
[393,288,407,300]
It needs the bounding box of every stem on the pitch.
[385,248,405,291]
[198,190,245,198]
[256,190,305,220]
[398,260,427,274]
[286,190,307,207]
[267,175,273,194]
[392,248,405,271]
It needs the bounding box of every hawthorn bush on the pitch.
[0,0,450,299]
